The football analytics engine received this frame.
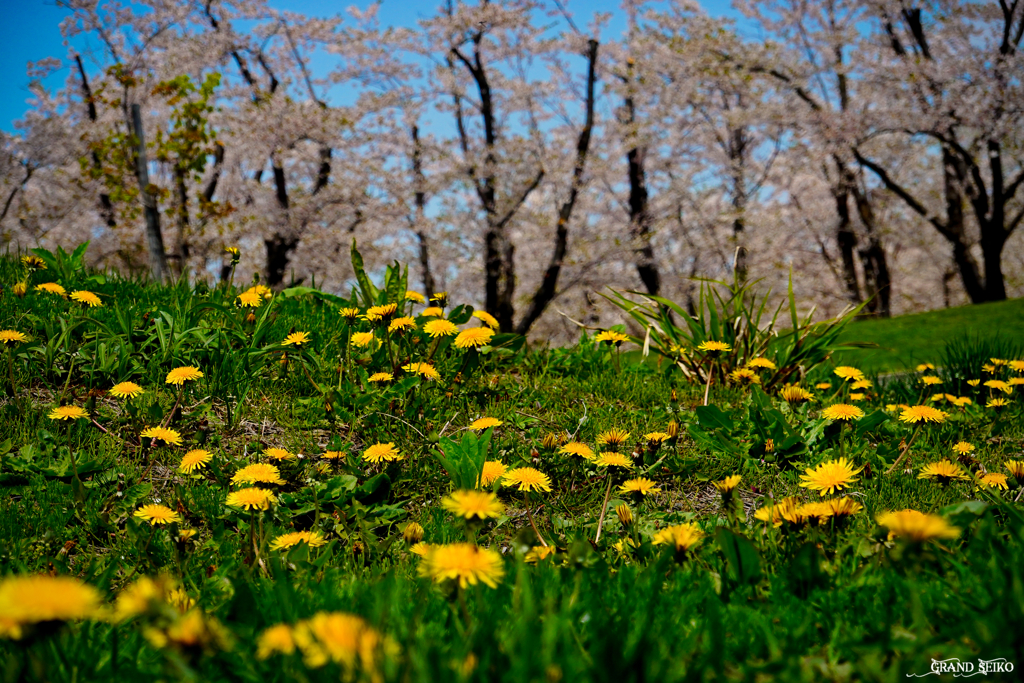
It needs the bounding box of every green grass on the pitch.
[2,249,1024,682]
[834,297,1024,373]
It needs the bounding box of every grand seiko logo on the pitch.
[907,658,1015,677]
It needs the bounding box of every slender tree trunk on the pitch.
[832,181,861,305]
[264,158,294,287]
[174,165,191,274]
[849,179,892,317]
[75,54,117,229]
[516,39,599,335]
[623,61,660,295]
[410,124,436,298]
[941,148,988,303]
[729,126,748,282]
[131,103,168,282]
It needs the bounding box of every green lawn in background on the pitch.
[834,297,1024,373]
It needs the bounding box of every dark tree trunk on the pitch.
[410,124,436,298]
[622,59,660,295]
[130,104,168,282]
[516,39,599,335]
[264,235,299,288]
[75,54,117,229]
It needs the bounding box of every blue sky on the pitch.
[0,0,743,132]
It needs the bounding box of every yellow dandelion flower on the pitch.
[322,450,344,459]
[899,405,948,424]
[795,501,834,525]
[12,281,26,296]
[697,340,731,353]
[0,330,29,346]
[833,366,864,381]
[747,357,776,370]
[165,366,203,385]
[525,545,557,564]
[362,442,402,464]
[977,473,1008,490]
[502,467,552,493]
[367,372,393,383]
[1004,460,1024,479]
[134,504,182,525]
[851,379,873,390]
[292,611,388,670]
[232,463,285,486]
[594,330,630,345]
[469,417,503,430]
[619,478,661,496]
[593,452,633,469]
[780,385,814,403]
[712,474,742,492]
[753,497,801,526]
[644,432,670,443]
[952,396,973,406]
[0,575,101,638]
[987,397,1010,409]
[915,363,935,372]
[35,282,66,297]
[472,310,499,329]
[225,487,276,510]
[729,368,761,385]
[257,624,296,659]
[421,306,443,318]
[1009,360,1024,372]
[442,490,504,520]
[110,381,144,399]
[365,303,397,322]
[351,332,375,348]
[388,316,416,333]
[984,380,1012,394]
[558,442,595,460]
[282,331,310,346]
[419,543,504,589]
[877,509,960,543]
[918,459,970,484]
[339,307,360,320]
[1009,378,1024,386]
[409,542,433,557]
[952,441,975,455]
[479,461,507,486]
[799,457,863,496]
[827,496,863,517]
[265,447,296,462]
[815,382,832,390]
[70,290,102,307]
[423,319,458,338]
[140,426,183,446]
[429,291,449,305]
[20,255,47,271]
[596,429,630,448]
[820,404,864,421]
[270,530,327,551]
[921,376,942,385]
[48,405,88,421]
[454,327,494,349]
[967,379,981,387]
[405,290,426,304]
[653,523,705,553]
[179,449,213,474]
[403,362,440,380]
[849,392,866,401]
[236,288,262,308]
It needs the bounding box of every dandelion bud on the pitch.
[13,281,27,298]
[245,312,256,324]
[403,522,425,544]
[542,432,565,450]
[670,388,677,402]
[616,503,633,527]
[666,421,679,440]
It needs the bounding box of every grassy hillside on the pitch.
[1,248,1023,682]
[835,297,1024,373]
